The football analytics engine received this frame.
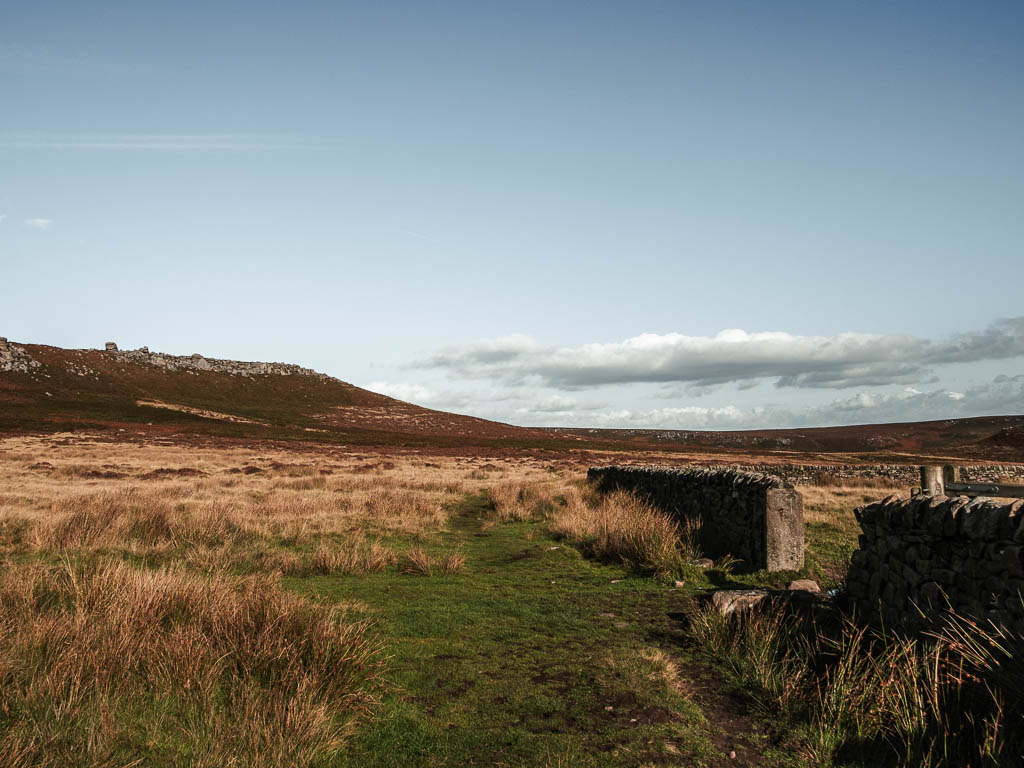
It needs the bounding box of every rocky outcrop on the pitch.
[847,494,1024,633]
[0,338,42,373]
[587,465,804,571]
[1,338,335,381]
[105,344,332,380]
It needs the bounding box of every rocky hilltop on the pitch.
[102,342,330,380]
[0,337,556,445]
[0,337,43,374]
[1,338,331,380]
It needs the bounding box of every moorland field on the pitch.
[1,341,1022,767]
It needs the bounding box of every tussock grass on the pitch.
[489,480,560,522]
[398,546,466,576]
[399,546,433,575]
[550,488,699,579]
[38,488,255,551]
[437,548,468,575]
[687,600,1024,766]
[0,559,383,768]
[281,535,397,577]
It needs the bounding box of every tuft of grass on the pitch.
[488,480,559,522]
[550,488,700,579]
[398,546,466,576]
[399,546,434,576]
[0,559,383,768]
[285,536,397,577]
[437,548,467,575]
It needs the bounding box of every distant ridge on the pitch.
[1,337,1022,460]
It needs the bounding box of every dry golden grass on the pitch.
[0,433,574,575]
[606,647,685,695]
[0,559,382,768]
[0,434,570,541]
[550,486,698,578]
[437,548,468,575]
[282,535,398,577]
[796,483,906,528]
[0,433,574,764]
[489,478,562,521]
[397,546,466,576]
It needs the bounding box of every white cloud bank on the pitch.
[23,218,51,230]
[412,318,1024,391]
[365,380,473,409]
[515,375,1024,430]
[365,376,1024,431]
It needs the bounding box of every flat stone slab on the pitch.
[787,579,821,593]
[710,589,770,616]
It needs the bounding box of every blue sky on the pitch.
[2,1,1023,429]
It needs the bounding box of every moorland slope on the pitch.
[1,338,1021,461]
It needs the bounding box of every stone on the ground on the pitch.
[710,589,769,616]
[787,579,820,593]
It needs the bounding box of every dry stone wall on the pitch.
[847,494,1024,633]
[587,465,804,571]
[588,463,1023,489]
[718,463,1022,486]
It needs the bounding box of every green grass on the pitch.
[283,494,783,767]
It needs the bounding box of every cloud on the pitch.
[794,375,1024,427]
[24,218,51,230]
[412,318,1024,391]
[532,395,579,413]
[364,380,473,409]
[510,376,1024,430]
[0,134,301,152]
[0,213,6,225]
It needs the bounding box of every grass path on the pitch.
[285,494,795,768]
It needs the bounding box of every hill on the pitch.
[2,337,1022,461]
[0,338,564,448]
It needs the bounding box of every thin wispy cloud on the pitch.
[24,218,51,231]
[0,134,307,152]
[412,318,1024,391]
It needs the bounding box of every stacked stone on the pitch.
[734,463,919,485]
[587,465,804,571]
[676,463,1024,486]
[0,338,42,373]
[847,494,1024,633]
